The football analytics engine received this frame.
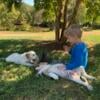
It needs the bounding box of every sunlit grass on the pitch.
[0,31,55,40]
[0,30,100,43]
[0,65,32,82]
[82,30,100,43]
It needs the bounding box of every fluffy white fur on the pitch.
[36,63,95,91]
[6,51,39,66]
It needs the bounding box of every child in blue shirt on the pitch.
[63,25,88,70]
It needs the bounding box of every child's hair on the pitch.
[64,24,82,38]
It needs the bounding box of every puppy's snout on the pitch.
[30,59,36,63]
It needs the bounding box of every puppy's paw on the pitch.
[48,73,59,80]
[35,67,40,70]
[87,85,93,91]
[36,73,42,77]
[88,76,96,80]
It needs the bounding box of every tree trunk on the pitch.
[55,0,63,42]
[55,0,82,42]
[60,0,69,41]
[92,15,97,27]
[68,0,82,27]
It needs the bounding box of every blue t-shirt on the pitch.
[66,42,88,70]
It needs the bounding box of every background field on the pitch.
[0,30,100,100]
[0,30,100,42]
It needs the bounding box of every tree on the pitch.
[85,0,100,26]
[0,2,20,30]
[75,2,87,25]
[34,0,83,42]
[34,0,55,23]
[2,0,22,11]
[0,1,33,31]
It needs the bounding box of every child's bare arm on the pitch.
[63,45,71,52]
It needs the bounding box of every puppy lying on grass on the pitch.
[36,63,95,91]
[6,51,39,67]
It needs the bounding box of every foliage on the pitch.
[76,2,87,25]
[0,3,20,31]
[34,0,100,25]
[0,0,100,33]
[34,0,56,23]
[85,0,100,24]
[49,50,70,63]
[34,0,83,41]
[2,0,22,11]
[0,1,34,31]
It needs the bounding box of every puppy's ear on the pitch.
[25,53,31,59]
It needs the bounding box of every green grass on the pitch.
[0,31,100,100]
[82,34,100,43]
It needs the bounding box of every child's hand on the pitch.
[63,45,70,52]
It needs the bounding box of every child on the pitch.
[63,24,88,70]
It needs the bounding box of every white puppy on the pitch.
[36,63,95,91]
[6,51,39,67]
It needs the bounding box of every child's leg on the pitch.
[74,66,95,80]
[71,75,93,91]
[79,66,95,80]
[82,71,95,80]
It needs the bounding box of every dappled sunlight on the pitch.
[0,35,100,100]
[0,40,41,57]
[0,0,100,98]
[49,50,70,64]
[63,83,71,89]
[0,49,3,53]
[0,64,32,82]
[87,43,100,83]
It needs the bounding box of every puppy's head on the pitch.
[25,51,39,65]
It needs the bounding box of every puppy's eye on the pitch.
[33,59,36,61]
[32,54,35,56]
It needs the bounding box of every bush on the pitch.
[48,50,70,64]
[0,3,20,31]
[15,24,32,31]
[0,3,33,31]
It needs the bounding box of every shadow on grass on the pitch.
[0,39,43,57]
[0,73,91,100]
[0,39,100,100]
[0,39,65,63]
[88,43,100,72]
[0,39,62,57]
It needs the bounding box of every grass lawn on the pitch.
[0,30,100,100]
[0,31,55,40]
